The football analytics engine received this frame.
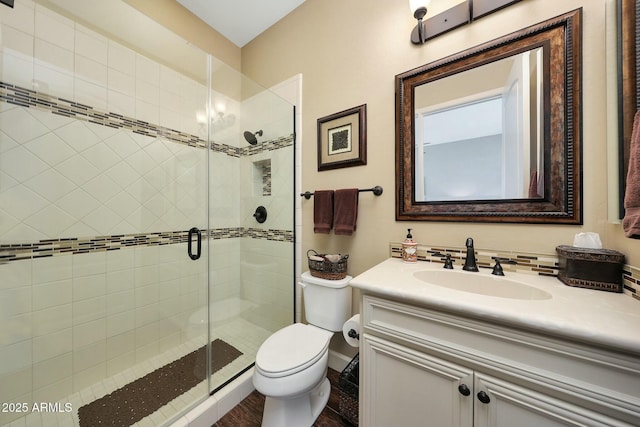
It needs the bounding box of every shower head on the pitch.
[243,130,263,145]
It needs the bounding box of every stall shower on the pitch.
[0,1,295,425]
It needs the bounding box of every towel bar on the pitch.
[300,186,383,200]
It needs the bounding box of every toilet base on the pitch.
[261,377,331,427]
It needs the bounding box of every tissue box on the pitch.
[556,245,625,293]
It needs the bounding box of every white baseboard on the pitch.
[328,350,355,373]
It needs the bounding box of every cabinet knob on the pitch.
[458,384,471,396]
[477,391,491,404]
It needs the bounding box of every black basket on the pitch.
[338,353,359,425]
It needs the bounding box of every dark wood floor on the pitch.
[212,368,356,427]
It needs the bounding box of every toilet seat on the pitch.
[256,323,331,378]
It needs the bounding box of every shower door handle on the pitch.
[187,227,202,260]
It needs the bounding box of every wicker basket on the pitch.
[338,353,359,425]
[307,249,349,280]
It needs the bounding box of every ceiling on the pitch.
[176,0,307,47]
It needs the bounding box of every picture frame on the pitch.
[317,104,367,171]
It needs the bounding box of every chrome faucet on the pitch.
[462,237,479,272]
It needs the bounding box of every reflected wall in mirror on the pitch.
[414,48,545,202]
[396,9,582,223]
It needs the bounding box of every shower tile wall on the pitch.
[0,2,294,425]
[0,244,207,414]
[0,104,208,241]
[0,1,203,137]
[234,85,295,333]
[0,3,208,422]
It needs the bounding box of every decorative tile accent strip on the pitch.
[0,228,293,262]
[390,242,559,276]
[0,82,206,149]
[623,264,640,301]
[210,142,243,157]
[245,228,294,242]
[263,162,272,196]
[0,81,293,157]
[241,135,295,156]
[208,227,244,239]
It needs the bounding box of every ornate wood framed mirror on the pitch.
[618,0,638,218]
[396,9,582,224]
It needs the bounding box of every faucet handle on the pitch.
[491,259,505,276]
[443,254,454,269]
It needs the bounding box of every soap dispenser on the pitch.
[402,229,418,263]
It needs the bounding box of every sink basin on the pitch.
[413,270,552,300]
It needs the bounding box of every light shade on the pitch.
[409,0,431,14]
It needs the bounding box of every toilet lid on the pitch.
[256,323,331,378]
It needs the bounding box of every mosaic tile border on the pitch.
[0,81,294,157]
[623,264,640,302]
[390,242,559,276]
[212,135,294,157]
[263,161,272,196]
[389,242,640,301]
[0,228,294,262]
[245,227,293,242]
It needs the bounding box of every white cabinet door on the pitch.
[361,334,474,427]
[473,373,632,427]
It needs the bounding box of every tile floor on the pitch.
[213,368,356,427]
[3,316,271,427]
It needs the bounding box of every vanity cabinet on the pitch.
[362,334,473,426]
[359,295,640,427]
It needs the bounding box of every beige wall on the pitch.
[240,0,640,274]
[124,0,241,70]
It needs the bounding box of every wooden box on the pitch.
[556,245,625,293]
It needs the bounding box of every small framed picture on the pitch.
[317,104,367,171]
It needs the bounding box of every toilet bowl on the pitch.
[253,272,352,427]
[254,323,332,397]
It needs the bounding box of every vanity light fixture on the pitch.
[409,0,431,44]
[410,0,522,45]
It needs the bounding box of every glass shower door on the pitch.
[207,61,296,392]
[0,1,212,425]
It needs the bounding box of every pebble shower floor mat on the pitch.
[78,339,242,427]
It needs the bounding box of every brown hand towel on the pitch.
[623,111,640,238]
[313,190,334,234]
[334,188,359,236]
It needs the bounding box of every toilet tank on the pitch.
[300,271,352,332]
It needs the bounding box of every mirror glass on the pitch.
[396,9,582,223]
[414,49,544,202]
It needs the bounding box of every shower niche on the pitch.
[253,159,272,196]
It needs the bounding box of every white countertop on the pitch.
[350,258,640,356]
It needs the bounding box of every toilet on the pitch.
[253,271,352,427]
